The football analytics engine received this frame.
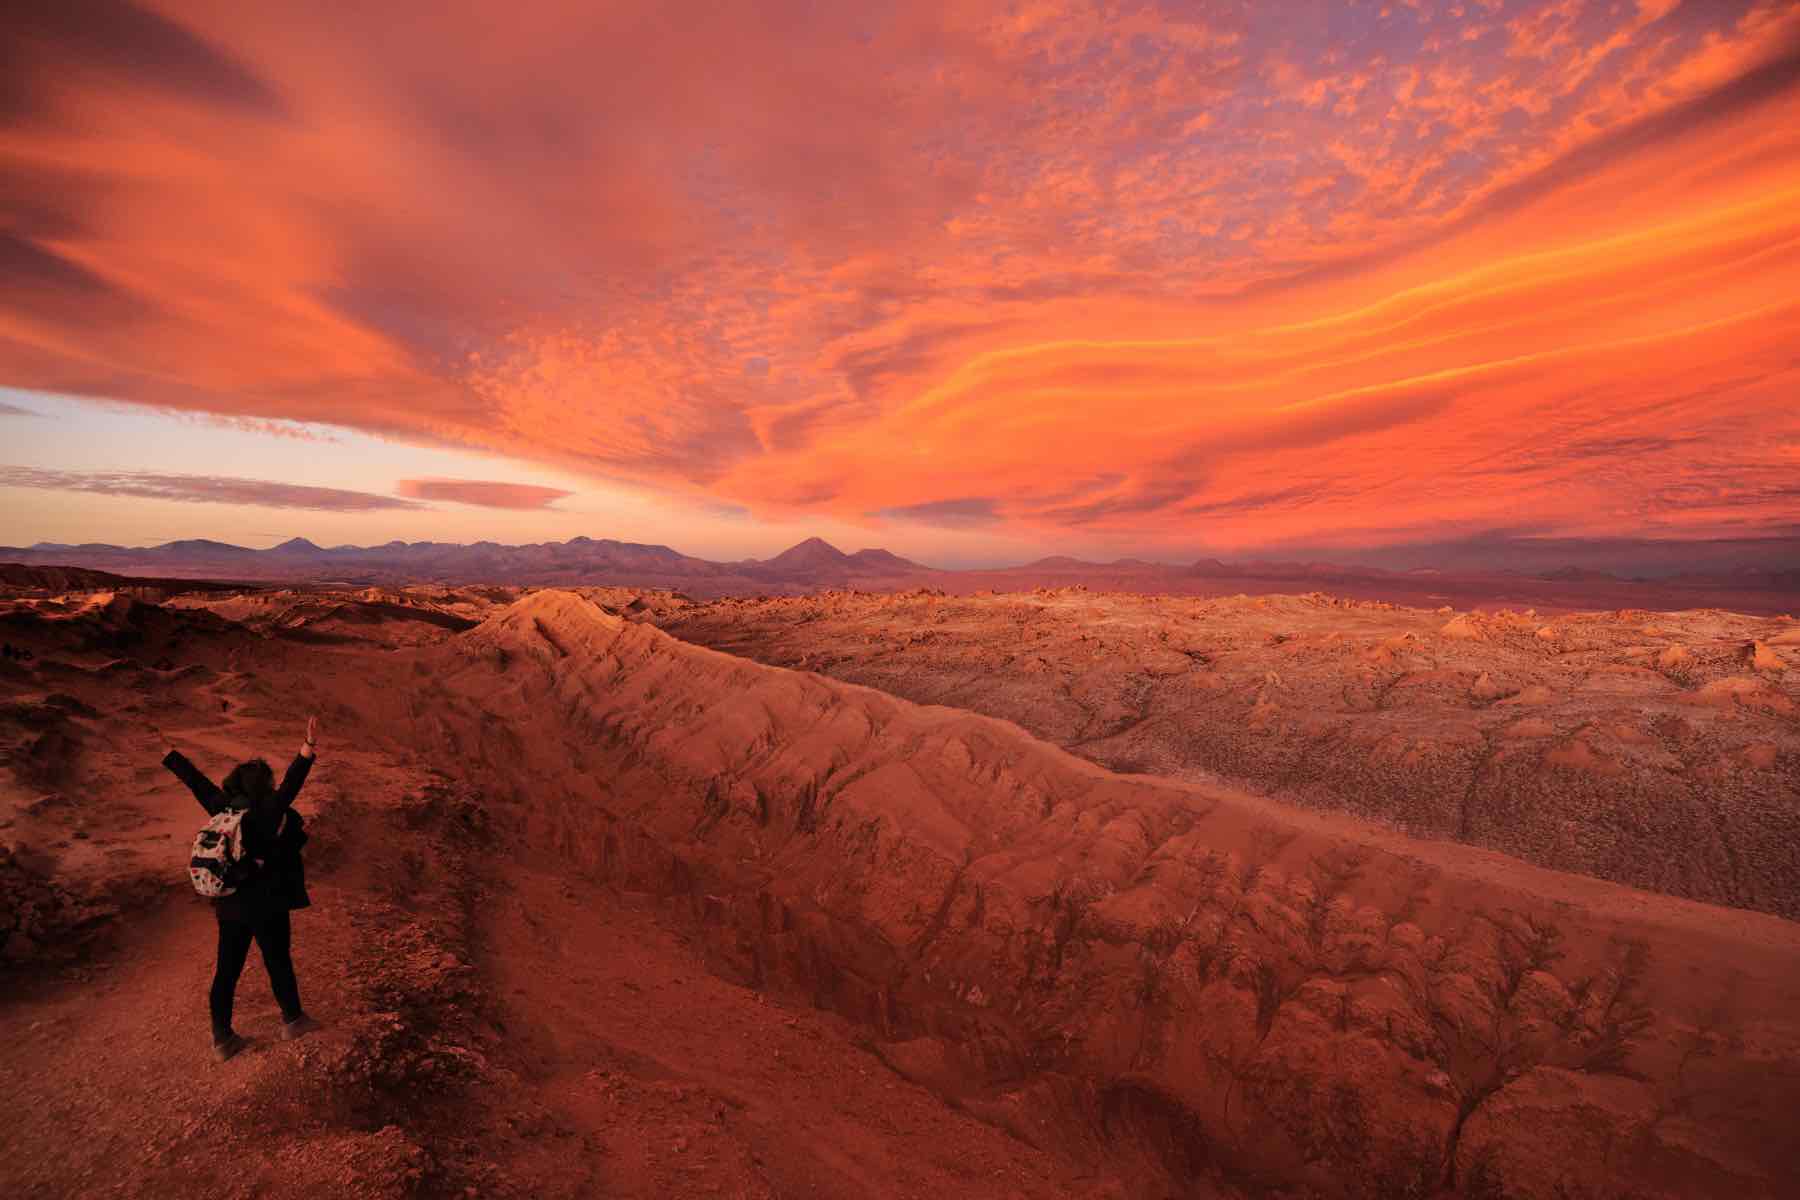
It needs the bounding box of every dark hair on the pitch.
[222,758,275,805]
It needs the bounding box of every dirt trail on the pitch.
[2,700,1106,1199]
[0,715,456,1198]
[482,859,1103,1199]
[3,898,226,1195]
[0,805,1103,1199]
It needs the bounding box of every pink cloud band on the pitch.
[0,466,425,512]
[394,478,573,510]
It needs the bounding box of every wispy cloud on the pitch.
[873,497,1000,528]
[198,415,343,443]
[394,477,572,510]
[0,1,1797,552]
[0,467,425,512]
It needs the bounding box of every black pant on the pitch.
[211,908,302,1040]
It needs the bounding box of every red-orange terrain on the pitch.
[2,579,1798,1199]
[658,589,1800,917]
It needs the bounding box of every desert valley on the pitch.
[6,2,1800,1196]
[2,556,1797,1199]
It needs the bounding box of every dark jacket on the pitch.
[165,749,313,922]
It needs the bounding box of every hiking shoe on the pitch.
[212,1033,248,1062]
[280,1014,322,1041]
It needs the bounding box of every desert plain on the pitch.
[2,565,1798,1199]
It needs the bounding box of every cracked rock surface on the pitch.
[660,589,1800,918]
[5,583,1798,1199]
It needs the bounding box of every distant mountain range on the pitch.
[0,534,933,590]
[3,533,1797,610]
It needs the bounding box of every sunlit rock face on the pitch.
[5,577,1798,1197]
[419,591,1800,1198]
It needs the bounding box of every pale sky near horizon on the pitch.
[4,1,1799,570]
[0,388,1060,563]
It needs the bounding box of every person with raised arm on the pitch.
[163,716,323,1061]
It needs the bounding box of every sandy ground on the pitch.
[0,592,1106,1199]
[3,583,1799,1198]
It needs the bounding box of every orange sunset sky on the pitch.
[3,0,1799,568]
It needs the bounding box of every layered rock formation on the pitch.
[370,591,1800,1199]
[660,589,1800,918]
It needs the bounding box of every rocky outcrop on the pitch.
[660,591,1800,918]
[376,591,1800,1199]
[0,841,118,965]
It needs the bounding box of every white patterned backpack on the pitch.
[189,807,251,897]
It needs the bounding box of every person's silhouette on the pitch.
[163,716,323,1061]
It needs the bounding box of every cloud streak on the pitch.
[0,466,425,512]
[395,478,573,510]
[0,0,1797,553]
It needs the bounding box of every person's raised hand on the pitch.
[305,715,319,749]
